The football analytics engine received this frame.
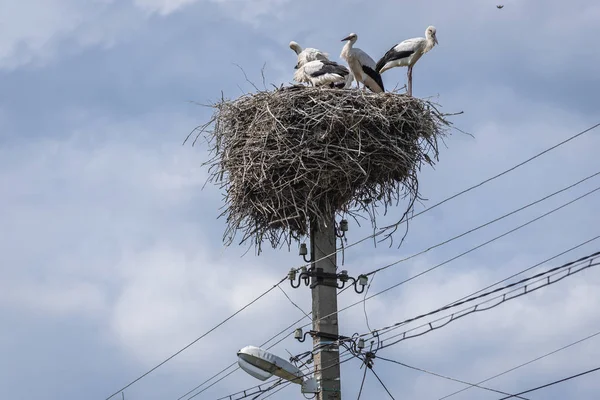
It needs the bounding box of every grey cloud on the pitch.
[1,0,600,399]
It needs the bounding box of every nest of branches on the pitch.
[192,85,454,251]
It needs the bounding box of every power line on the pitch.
[260,352,359,399]
[358,237,599,348]
[356,361,368,400]
[177,314,307,400]
[104,277,286,400]
[374,356,530,399]
[360,250,599,341]
[445,236,600,307]
[377,122,600,235]
[368,368,396,400]
[340,255,598,352]
[277,285,311,321]
[438,329,600,399]
[293,186,600,336]
[495,366,600,400]
[375,258,598,350]
[343,185,600,311]
[365,170,600,276]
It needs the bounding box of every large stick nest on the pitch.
[193,85,453,251]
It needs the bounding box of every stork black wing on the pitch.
[310,61,349,77]
[361,65,385,92]
[375,46,415,73]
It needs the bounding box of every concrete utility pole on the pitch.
[310,212,341,400]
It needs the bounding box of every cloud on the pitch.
[132,0,200,15]
[0,0,130,69]
[0,0,288,70]
[1,0,600,399]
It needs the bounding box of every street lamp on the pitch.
[237,346,318,394]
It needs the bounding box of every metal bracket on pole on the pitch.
[309,268,339,289]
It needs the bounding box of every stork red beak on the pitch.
[341,35,352,42]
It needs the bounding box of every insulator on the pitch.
[359,275,368,286]
[294,328,303,339]
[288,268,297,281]
[299,243,308,256]
[339,270,349,282]
[340,219,349,232]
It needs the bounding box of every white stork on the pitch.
[293,59,353,89]
[289,41,329,69]
[375,26,438,96]
[340,33,384,93]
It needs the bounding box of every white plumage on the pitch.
[340,33,384,93]
[375,26,438,96]
[289,41,329,69]
[293,59,353,89]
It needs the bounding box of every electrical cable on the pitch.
[445,236,600,307]
[177,315,306,400]
[438,329,600,399]
[368,368,396,400]
[375,259,598,350]
[105,276,287,400]
[277,285,311,321]
[295,186,600,336]
[356,361,368,400]
[495,366,600,400]
[260,352,358,399]
[364,170,600,276]
[357,251,599,341]
[353,186,600,308]
[377,122,600,235]
[374,356,529,399]
[338,255,598,353]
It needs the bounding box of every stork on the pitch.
[340,33,384,93]
[293,59,353,89]
[375,26,438,96]
[289,41,329,69]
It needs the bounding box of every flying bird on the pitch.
[497,5,504,8]
[375,26,438,96]
[340,33,385,93]
[289,41,329,69]
[293,59,353,89]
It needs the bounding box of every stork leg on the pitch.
[407,65,413,96]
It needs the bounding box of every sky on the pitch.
[1,0,600,399]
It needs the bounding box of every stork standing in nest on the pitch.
[289,41,329,69]
[294,59,353,89]
[340,33,385,93]
[375,26,438,96]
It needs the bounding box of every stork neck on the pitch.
[424,38,435,52]
[341,41,353,59]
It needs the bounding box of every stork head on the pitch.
[426,26,438,45]
[341,33,358,43]
[289,41,302,54]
